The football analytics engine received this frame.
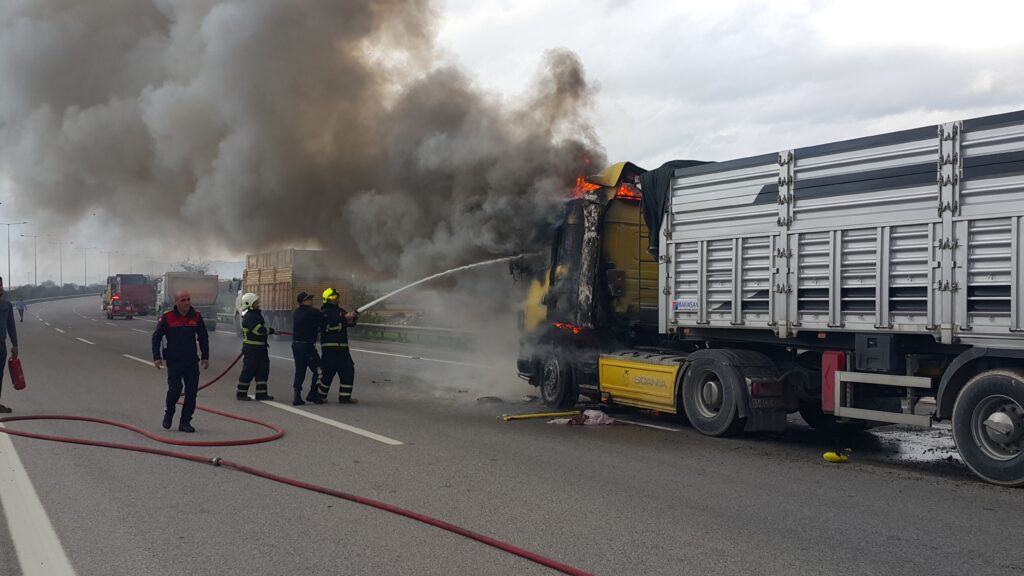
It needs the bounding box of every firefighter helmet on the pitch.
[240,292,259,312]
[322,287,339,303]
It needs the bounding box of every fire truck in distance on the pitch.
[517,109,1024,486]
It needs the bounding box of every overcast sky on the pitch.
[3,0,1024,287]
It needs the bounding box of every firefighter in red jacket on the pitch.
[152,290,209,433]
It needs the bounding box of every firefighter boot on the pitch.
[162,413,172,430]
[292,391,305,406]
[236,382,252,401]
[254,382,274,401]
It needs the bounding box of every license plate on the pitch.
[750,397,784,409]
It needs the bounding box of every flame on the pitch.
[615,183,641,201]
[573,176,601,198]
[553,321,582,335]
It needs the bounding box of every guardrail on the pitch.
[350,323,480,348]
[22,293,103,305]
[213,313,478,349]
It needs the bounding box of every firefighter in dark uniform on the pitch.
[309,287,359,404]
[152,290,209,433]
[291,291,322,406]
[237,292,275,401]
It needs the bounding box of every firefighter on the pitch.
[308,287,359,404]
[290,291,322,406]
[237,292,275,401]
[152,290,209,432]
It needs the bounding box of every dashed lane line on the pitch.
[123,354,153,366]
[132,329,148,334]
[261,401,404,446]
[0,424,77,576]
[75,338,95,345]
[54,328,65,334]
[105,323,116,327]
[44,323,51,327]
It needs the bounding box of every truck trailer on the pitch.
[157,272,219,332]
[238,249,353,334]
[111,273,153,316]
[517,109,1024,486]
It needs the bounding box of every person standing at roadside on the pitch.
[308,287,359,404]
[15,299,26,322]
[0,278,18,414]
[152,290,209,432]
[290,291,322,406]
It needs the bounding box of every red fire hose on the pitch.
[0,352,592,576]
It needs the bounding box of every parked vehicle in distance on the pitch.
[106,296,135,320]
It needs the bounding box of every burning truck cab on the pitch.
[516,161,706,407]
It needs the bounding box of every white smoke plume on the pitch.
[0,0,604,278]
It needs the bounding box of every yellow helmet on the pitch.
[322,287,339,302]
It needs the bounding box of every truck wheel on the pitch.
[539,354,577,409]
[952,368,1024,486]
[682,350,746,436]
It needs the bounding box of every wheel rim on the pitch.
[696,374,723,419]
[541,359,560,400]
[971,394,1024,461]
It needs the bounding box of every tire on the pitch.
[681,350,747,437]
[952,368,1024,487]
[539,354,577,409]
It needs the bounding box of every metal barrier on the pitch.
[214,312,477,349]
[349,323,479,348]
[21,292,103,304]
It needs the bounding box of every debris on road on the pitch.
[548,409,617,426]
[823,451,849,463]
[502,410,580,422]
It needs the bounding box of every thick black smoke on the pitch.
[0,0,604,278]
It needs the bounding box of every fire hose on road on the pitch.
[0,350,593,576]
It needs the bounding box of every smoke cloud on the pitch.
[0,0,604,278]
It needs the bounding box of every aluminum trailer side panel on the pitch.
[661,110,1024,349]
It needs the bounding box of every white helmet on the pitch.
[240,292,259,312]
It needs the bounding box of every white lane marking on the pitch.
[44,323,51,327]
[123,354,153,366]
[262,401,404,446]
[0,424,77,576]
[132,329,148,334]
[90,319,97,323]
[614,419,682,432]
[105,323,116,327]
[137,318,157,323]
[75,338,95,345]
[54,329,65,334]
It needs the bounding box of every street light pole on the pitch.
[0,221,27,286]
[50,240,73,287]
[75,246,95,287]
[20,233,50,286]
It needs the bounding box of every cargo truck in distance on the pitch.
[157,273,218,332]
[517,109,1024,486]
[105,273,153,316]
[238,249,353,335]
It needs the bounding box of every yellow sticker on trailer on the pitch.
[599,354,681,412]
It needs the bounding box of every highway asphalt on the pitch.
[0,297,1021,576]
